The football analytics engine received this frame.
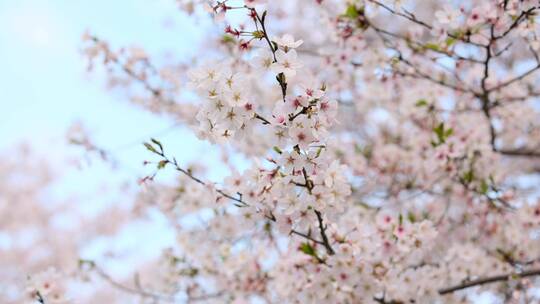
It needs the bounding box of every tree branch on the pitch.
[314,210,335,255]
[80,260,223,302]
[145,141,342,248]
[488,63,540,92]
[438,268,540,295]
[477,26,540,158]
[290,229,325,245]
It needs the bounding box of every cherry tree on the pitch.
[13,0,540,303]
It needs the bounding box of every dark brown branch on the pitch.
[373,296,401,304]
[493,7,539,40]
[314,210,335,255]
[254,113,272,125]
[496,148,540,157]
[253,10,288,101]
[36,292,45,304]
[290,230,325,245]
[289,107,309,122]
[477,26,540,158]
[438,268,540,295]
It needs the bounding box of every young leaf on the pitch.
[143,142,158,154]
[480,180,489,194]
[424,43,441,51]
[462,170,474,184]
[432,122,453,146]
[407,212,417,223]
[299,242,316,256]
[151,138,163,153]
[343,5,359,19]
[415,99,428,107]
[445,37,456,47]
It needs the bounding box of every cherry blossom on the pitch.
[6,0,540,303]
[273,34,304,50]
[271,49,303,78]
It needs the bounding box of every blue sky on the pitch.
[0,0,229,185]
[0,0,229,269]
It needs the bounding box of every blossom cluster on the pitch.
[7,0,540,303]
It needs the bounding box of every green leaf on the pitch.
[450,29,464,39]
[434,122,444,136]
[316,146,323,158]
[445,37,456,47]
[151,138,163,152]
[357,201,371,209]
[264,222,272,233]
[343,5,359,19]
[273,146,283,154]
[433,123,445,142]
[463,170,474,184]
[480,180,489,194]
[424,43,441,51]
[432,122,453,146]
[407,212,417,223]
[143,142,158,154]
[299,242,317,256]
[222,34,235,44]
[179,267,199,277]
[415,99,428,107]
